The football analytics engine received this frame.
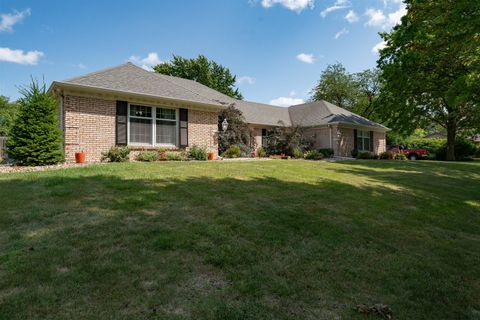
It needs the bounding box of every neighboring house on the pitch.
[49,63,388,162]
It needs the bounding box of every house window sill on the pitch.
[128,145,180,151]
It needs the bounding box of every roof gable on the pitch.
[288,100,388,129]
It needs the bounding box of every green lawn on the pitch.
[1,160,479,319]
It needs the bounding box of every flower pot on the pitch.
[75,152,86,164]
[208,152,215,161]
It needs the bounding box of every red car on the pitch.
[387,144,428,160]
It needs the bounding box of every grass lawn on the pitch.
[1,160,479,319]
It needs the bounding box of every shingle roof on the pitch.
[58,62,233,107]
[233,100,292,126]
[52,63,387,130]
[288,100,388,129]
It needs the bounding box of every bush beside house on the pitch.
[223,145,241,158]
[7,81,64,166]
[264,124,312,157]
[102,147,130,162]
[218,105,255,157]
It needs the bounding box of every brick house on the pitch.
[49,63,388,162]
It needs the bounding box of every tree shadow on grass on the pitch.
[0,171,479,320]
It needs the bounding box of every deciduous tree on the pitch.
[154,55,243,99]
[376,0,480,160]
[0,96,19,136]
[311,63,357,110]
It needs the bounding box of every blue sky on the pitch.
[0,0,405,106]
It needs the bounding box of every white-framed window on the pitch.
[128,104,178,147]
[357,130,371,151]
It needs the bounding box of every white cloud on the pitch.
[260,0,314,12]
[365,3,406,29]
[364,8,387,27]
[320,0,350,18]
[128,52,162,70]
[372,40,387,53]
[388,4,407,26]
[345,10,359,23]
[334,28,349,39]
[269,96,304,107]
[0,47,43,65]
[383,0,403,7]
[0,8,31,32]
[296,53,315,64]
[236,76,256,85]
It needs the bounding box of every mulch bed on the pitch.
[0,163,96,174]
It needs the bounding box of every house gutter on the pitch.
[328,121,391,132]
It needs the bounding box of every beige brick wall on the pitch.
[303,127,331,150]
[63,95,219,162]
[188,109,218,156]
[63,95,116,162]
[334,126,386,157]
[374,131,386,154]
[335,126,355,157]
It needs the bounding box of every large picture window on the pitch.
[356,130,371,151]
[128,104,177,146]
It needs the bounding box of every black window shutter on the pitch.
[353,129,358,150]
[370,131,374,152]
[179,108,188,147]
[116,101,128,146]
[262,129,267,137]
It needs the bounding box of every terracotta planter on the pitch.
[208,152,215,161]
[75,152,86,164]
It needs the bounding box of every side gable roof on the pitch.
[54,62,233,108]
[51,63,388,131]
[233,100,292,126]
[288,100,388,130]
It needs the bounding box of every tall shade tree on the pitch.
[353,69,381,119]
[7,80,64,166]
[376,0,480,160]
[311,63,357,110]
[153,55,243,99]
[0,96,19,136]
[311,63,382,119]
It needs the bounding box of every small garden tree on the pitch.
[217,104,255,156]
[264,123,312,156]
[7,80,64,166]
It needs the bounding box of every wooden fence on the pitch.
[0,136,7,159]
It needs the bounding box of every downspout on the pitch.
[328,125,332,149]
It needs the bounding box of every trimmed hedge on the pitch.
[319,148,334,158]
[136,151,159,162]
[304,150,323,160]
[223,145,241,158]
[102,146,130,162]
